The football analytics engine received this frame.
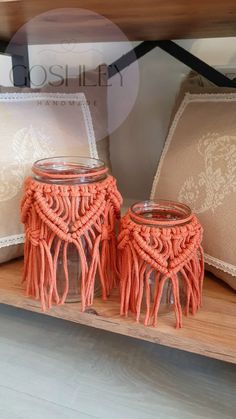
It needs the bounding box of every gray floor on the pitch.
[0,305,235,419]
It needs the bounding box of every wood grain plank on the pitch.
[0,386,96,419]
[1,0,236,43]
[0,258,236,364]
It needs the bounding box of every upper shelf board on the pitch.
[1,0,236,44]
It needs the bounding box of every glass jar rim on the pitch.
[130,199,192,227]
[33,156,105,175]
[32,156,108,183]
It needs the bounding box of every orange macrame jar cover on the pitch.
[118,200,204,328]
[21,157,122,311]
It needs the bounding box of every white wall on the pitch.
[110,47,188,200]
[0,54,13,86]
[1,38,236,200]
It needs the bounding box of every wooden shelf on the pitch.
[1,0,236,44]
[0,258,236,364]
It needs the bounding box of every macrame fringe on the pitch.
[118,211,204,328]
[21,175,122,311]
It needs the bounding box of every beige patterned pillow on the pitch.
[151,93,236,290]
[0,65,111,263]
[0,65,111,170]
[0,92,98,263]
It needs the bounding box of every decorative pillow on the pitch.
[171,70,236,123]
[0,91,97,263]
[0,65,111,170]
[151,93,236,290]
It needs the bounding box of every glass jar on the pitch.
[33,156,107,303]
[130,200,193,314]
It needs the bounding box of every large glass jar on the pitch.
[33,156,108,303]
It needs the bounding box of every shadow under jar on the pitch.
[33,156,108,303]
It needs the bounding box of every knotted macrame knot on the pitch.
[118,211,204,329]
[26,228,41,246]
[101,225,114,241]
[21,174,123,311]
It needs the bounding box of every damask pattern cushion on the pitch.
[0,92,98,263]
[171,70,236,119]
[0,65,111,171]
[151,93,236,290]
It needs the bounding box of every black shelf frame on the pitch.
[0,39,235,88]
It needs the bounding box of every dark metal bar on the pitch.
[9,43,30,87]
[0,40,9,53]
[108,40,236,87]
[0,41,30,87]
[0,38,234,88]
[156,40,236,87]
[11,44,30,87]
[108,42,157,79]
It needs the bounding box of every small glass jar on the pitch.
[33,156,107,303]
[130,200,193,314]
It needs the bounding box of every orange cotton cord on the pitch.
[118,209,204,328]
[21,174,122,311]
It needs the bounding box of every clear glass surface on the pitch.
[33,156,106,303]
[131,200,191,312]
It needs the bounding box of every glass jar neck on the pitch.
[130,200,192,227]
[32,156,108,185]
